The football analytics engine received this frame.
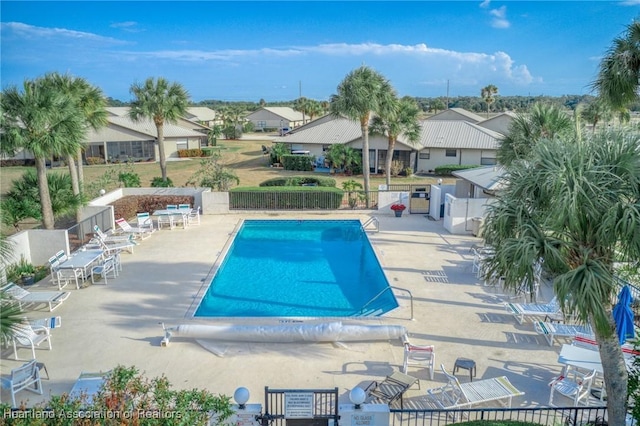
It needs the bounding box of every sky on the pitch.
[1,1,639,103]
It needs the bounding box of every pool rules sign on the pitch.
[284,392,314,419]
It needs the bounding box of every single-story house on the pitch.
[475,112,517,135]
[427,108,485,123]
[184,107,218,128]
[451,165,506,198]
[274,108,509,174]
[246,107,305,132]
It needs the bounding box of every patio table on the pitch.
[152,209,189,230]
[58,249,103,281]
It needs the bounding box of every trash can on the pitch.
[471,217,484,237]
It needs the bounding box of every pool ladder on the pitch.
[359,286,413,320]
[362,216,379,233]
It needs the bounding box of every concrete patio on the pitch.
[1,212,584,410]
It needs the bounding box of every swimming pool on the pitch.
[193,219,398,318]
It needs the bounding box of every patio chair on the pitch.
[166,204,178,210]
[91,256,117,284]
[136,212,154,231]
[115,218,154,239]
[364,370,418,408]
[89,233,136,254]
[12,321,53,360]
[401,337,435,383]
[157,214,175,230]
[549,368,597,406]
[424,365,524,410]
[178,203,191,210]
[505,296,562,324]
[187,206,201,226]
[93,225,133,243]
[29,316,62,331]
[1,282,70,312]
[0,359,42,407]
[534,321,593,346]
[69,371,110,405]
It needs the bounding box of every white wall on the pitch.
[8,229,69,267]
[416,148,495,173]
[443,194,494,235]
[378,191,410,216]
[202,192,230,214]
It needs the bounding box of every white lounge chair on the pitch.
[505,296,561,324]
[93,225,133,243]
[12,321,52,360]
[364,371,418,409]
[424,365,524,410]
[402,337,435,383]
[534,321,593,346]
[69,371,110,405]
[1,282,70,312]
[29,316,62,331]
[549,368,597,406]
[115,218,154,239]
[0,359,42,407]
[136,212,154,231]
[88,233,136,254]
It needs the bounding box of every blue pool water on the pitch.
[194,219,398,317]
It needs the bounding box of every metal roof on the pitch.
[247,107,304,122]
[428,108,485,123]
[107,116,205,139]
[185,107,216,121]
[452,166,506,191]
[273,116,503,150]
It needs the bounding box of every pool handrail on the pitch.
[362,217,379,233]
[360,286,413,320]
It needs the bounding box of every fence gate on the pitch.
[386,184,431,214]
[260,387,339,426]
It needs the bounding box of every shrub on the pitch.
[86,156,105,165]
[281,155,313,171]
[259,176,336,187]
[177,148,206,158]
[150,177,174,187]
[111,195,194,220]
[229,187,344,209]
[434,164,481,176]
[118,171,141,188]
[390,160,404,177]
[201,147,220,157]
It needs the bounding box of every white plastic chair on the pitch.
[166,204,178,210]
[136,212,154,230]
[401,338,435,383]
[0,359,42,407]
[91,256,117,284]
[549,369,596,406]
[12,322,52,360]
[187,206,201,226]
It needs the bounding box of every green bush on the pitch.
[282,154,313,171]
[434,164,481,176]
[118,171,141,188]
[86,156,105,165]
[230,187,344,209]
[201,147,220,157]
[150,177,174,187]
[259,176,336,187]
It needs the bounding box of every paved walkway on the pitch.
[1,213,576,409]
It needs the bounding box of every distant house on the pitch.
[274,109,507,174]
[476,112,517,135]
[427,108,485,123]
[184,107,218,128]
[246,107,305,132]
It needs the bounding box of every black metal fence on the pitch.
[389,406,620,425]
[66,207,112,252]
[260,387,339,426]
[229,191,380,211]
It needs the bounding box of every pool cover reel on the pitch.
[161,321,406,347]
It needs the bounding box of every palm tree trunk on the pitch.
[35,157,55,230]
[361,120,371,208]
[156,123,167,181]
[67,154,83,223]
[385,137,396,187]
[76,148,84,194]
[596,318,629,426]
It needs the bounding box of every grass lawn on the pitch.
[1,137,451,195]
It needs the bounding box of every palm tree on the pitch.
[481,84,499,118]
[41,73,108,218]
[497,102,573,166]
[0,78,85,229]
[294,96,311,124]
[482,130,640,425]
[593,20,640,109]
[129,77,189,182]
[581,98,612,132]
[370,96,422,187]
[330,66,396,206]
[305,100,324,121]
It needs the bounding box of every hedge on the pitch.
[177,149,208,158]
[112,195,194,220]
[229,187,344,210]
[281,154,313,171]
[259,176,336,187]
[434,164,482,176]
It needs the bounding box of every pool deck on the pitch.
[1,213,580,409]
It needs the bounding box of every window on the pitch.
[419,150,430,160]
[445,149,457,157]
[257,120,266,129]
[176,141,188,151]
[322,144,331,152]
[480,150,497,165]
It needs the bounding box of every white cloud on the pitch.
[110,21,143,33]
[1,22,127,44]
[619,0,640,5]
[489,6,511,29]
[479,0,491,8]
